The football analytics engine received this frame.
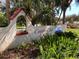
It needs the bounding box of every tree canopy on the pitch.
[6,0,79,25]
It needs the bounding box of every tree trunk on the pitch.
[6,0,10,20]
[62,10,66,24]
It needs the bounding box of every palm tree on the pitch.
[55,0,72,24]
[6,0,10,20]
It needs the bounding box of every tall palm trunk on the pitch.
[6,0,10,20]
[62,10,66,24]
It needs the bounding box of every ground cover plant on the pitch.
[33,32,79,59]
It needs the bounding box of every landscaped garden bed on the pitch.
[0,31,79,59]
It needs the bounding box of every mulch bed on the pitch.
[0,42,40,59]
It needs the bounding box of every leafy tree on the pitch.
[12,0,55,25]
[0,13,8,27]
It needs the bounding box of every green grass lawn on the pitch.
[67,28,79,36]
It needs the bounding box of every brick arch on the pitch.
[10,8,26,21]
[9,8,28,36]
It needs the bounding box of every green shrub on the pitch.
[33,33,79,59]
[0,13,9,27]
[55,31,77,39]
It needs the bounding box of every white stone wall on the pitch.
[0,10,26,52]
[8,26,55,49]
[0,9,55,52]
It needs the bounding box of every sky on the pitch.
[0,0,79,17]
[66,0,79,16]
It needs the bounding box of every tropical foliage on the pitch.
[5,0,79,25]
[0,13,8,27]
[33,32,79,59]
